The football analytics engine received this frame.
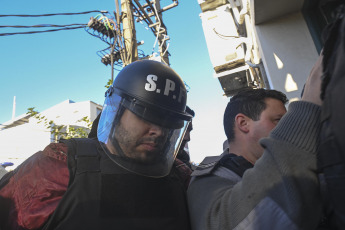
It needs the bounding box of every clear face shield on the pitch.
[97,92,190,178]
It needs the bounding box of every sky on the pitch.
[0,0,229,163]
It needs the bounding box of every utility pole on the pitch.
[120,0,138,65]
[12,96,16,120]
[111,0,177,66]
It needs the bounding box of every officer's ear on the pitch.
[234,113,250,134]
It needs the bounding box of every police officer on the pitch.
[0,60,193,230]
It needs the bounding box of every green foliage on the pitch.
[27,107,93,142]
[105,78,113,89]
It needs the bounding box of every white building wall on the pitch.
[253,12,319,101]
[0,100,102,171]
[0,121,51,169]
[41,100,101,126]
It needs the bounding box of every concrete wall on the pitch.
[251,0,304,24]
[253,12,319,101]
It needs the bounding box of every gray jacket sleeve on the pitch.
[187,101,322,230]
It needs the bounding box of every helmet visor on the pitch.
[98,92,190,177]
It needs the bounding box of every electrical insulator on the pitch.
[88,17,116,38]
[101,54,111,66]
[101,51,121,66]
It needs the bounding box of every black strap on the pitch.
[191,152,253,178]
[60,138,101,184]
[218,153,253,177]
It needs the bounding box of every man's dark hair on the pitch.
[223,88,288,142]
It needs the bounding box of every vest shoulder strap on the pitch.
[60,138,101,185]
[218,154,253,177]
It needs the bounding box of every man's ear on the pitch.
[234,113,250,133]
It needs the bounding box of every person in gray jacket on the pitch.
[187,54,323,230]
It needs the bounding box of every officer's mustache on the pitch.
[136,136,167,148]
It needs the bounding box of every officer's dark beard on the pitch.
[108,106,170,165]
[115,123,170,164]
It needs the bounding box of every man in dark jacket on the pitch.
[0,60,193,230]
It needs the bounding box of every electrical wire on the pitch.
[131,3,156,35]
[151,3,161,55]
[184,81,191,93]
[84,22,116,45]
[138,49,146,58]
[111,13,126,66]
[213,28,240,39]
[132,0,172,64]
[0,23,86,28]
[161,40,170,57]
[89,12,127,74]
[151,3,170,65]
[94,14,115,30]
[0,26,85,36]
[0,10,108,17]
[0,10,109,37]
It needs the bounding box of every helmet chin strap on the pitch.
[109,135,127,158]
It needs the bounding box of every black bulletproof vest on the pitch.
[43,138,191,230]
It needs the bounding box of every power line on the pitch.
[0,10,107,36]
[0,26,85,36]
[0,24,86,28]
[0,10,108,17]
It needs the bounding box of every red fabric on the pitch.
[173,159,192,190]
[0,143,69,230]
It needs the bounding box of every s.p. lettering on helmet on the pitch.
[145,74,186,103]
